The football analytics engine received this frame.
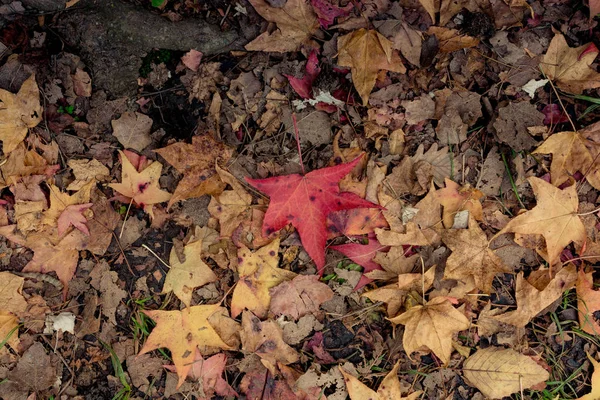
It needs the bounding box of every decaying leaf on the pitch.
[111,111,153,152]
[0,272,27,353]
[245,0,320,52]
[231,239,296,318]
[140,304,238,388]
[331,238,389,290]
[577,353,600,400]
[208,164,252,237]
[436,179,484,228]
[0,74,42,154]
[390,296,470,363]
[240,311,299,367]
[576,269,600,335]
[463,347,549,399]
[67,158,110,191]
[494,177,586,266]
[340,361,422,400]
[337,29,406,105]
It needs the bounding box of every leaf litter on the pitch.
[2,1,600,399]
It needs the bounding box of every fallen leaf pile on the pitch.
[2,0,600,399]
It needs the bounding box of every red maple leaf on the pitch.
[285,50,320,99]
[311,0,353,28]
[246,155,380,273]
[331,237,389,290]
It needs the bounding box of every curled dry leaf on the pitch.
[463,347,550,399]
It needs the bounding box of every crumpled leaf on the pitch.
[67,158,110,191]
[442,216,512,293]
[245,0,320,52]
[340,361,422,400]
[231,239,296,318]
[285,50,320,99]
[428,26,480,53]
[390,296,470,363]
[139,304,238,389]
[494,177,585,266]
[541,33,600,94]
[269,274,334,320]
[577,269,600,335]
[0,74,42,154]
[162,230,218,308]
[246,155,380,272]
[109,150,172,219]
[463,347,550,399]
[155,134,233,208]
[493,264,577,327]
[240,311,299,367]
[337,29,406,105]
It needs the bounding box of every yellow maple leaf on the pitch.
[390,296,470,364]
[231,239,296,318]
[0,272,27,354]
[533,131,596,189]
[442,216,512,294]
[0,74,42,154]
[577,269,600,335]
[207,164,252,237]
[245,0,320,52]
[494,177,586,266]
[340,361,422,400]
[577,353,600,400]
[139,304,238,389]
[541,33,600,94]
[0,143,54,189]
[338,29,406,105]
[109,150,171,219]
[493,264,577,327]
[162,232,217,308]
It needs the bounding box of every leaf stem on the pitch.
[292,113,305,174]
[577,206,600,216]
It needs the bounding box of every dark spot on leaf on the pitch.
[257,340,277,352]
[364,215,371,221]
[269,250,275,256]
[238,257,243,264]
[334,156,342,164]
[182,350,191,358]
[217,206,222,212]
[251,317,262,332]
[286,214,294,219]
[309,195,316,201]
[200,175,206,181]
[266,227,275,235]
[138,182,149,193]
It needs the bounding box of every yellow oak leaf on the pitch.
[390,296,470,364]
[436,178,484,229]
[245,0,320,52]
[541,33,600,94]
[577,353,600,400]
[493,264,577,327]
[240,311,299,368]
[463,347,550,399]
[494,177,586,266]
[340,361,422,400]
[338,29,406,105]
[109,150,172,219]
[42,180,94,235]
[577,269,600,335]
[441,216,512,294]
[155,134,233,208]
[139,304,238,389]
[207,164,252,237]
[162,232,217,308]
[0,74,42,154]
[231,239,296,318]
[533,131,596,188]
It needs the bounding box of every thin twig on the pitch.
[142,244,170,269]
